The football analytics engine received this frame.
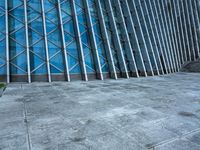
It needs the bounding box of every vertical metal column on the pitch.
[71,0,88,81]
[172,0,184,64]
[193,0,200,58]
[105,0,129,78]
[121,0,147,77]
[155,0,174,73]
[40,0,51,82]
[176,0,187,62]
[96,0,117,79]
[185,0,196,60]
[159,0,177,72]
[189,0,200,59]
[162,0,179,71]
[138,0,162,75]
[83,0,103,80]
[180,0,191,61]
[144,1,168,74]
[5,0,9,83]
[129,0,154,76]
[168,0,182,68]
[148,0,172,74]
[57,0,70,81]
[24,0,31,83]
[115,0,139,77]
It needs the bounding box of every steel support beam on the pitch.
[83,0,103,80]
[5,0,9,83]
[105,0,129,78]
[143,0,165,75]
[115,0,139,77]
[146,0,169,74]
[151,0,172,74]
[138,0,161,75]
[158,0,177,72]
[128,0,154,76]
[189,0,200,59]
[161,0,179,71]
[40,0,51,82]
[171,0,184,65]
[180,0,191,61]
[167,0,182,69]
[176,0,187,62]
[71,0,88,81]
[155,0,174,73]
[121,0,147,77]
[193,0,200,58]
[24,0,31,83]
[184,0,196,60]
[96,0,118,79]
[57,0,70,81]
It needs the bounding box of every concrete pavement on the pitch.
[0,73,200,150]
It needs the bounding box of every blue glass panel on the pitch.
[9,0,27,75]
[50,52,65,73]
[0,40,6,75]
[0,8,5,74]
[45,0,65,74]
[28,0,47,75]
[61,1,81,74]
[0,1,5,9]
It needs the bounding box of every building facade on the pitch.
[0,0,199,82]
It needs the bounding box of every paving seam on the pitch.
[147,127,200,149]
[22,84,32,150]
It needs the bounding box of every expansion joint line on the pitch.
[23,101,32,150]
[147,127,200,149]
[21,85,32,150]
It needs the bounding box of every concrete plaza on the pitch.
[0,73,200,150]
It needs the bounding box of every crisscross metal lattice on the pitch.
[0,0,199,82]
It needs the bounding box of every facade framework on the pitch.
[0,0,199,82]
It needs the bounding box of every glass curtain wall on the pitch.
[0,1,6,80]
[0,0,198,82]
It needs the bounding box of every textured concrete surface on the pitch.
[1,73,200,150]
